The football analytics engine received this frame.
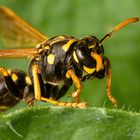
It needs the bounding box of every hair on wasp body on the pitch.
[0,5,139,111]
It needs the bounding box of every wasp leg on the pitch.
[32,65,87,108]
[104,57,117,106]
[0,67,22,99]
[66,69,82,103]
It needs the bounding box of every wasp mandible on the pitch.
[0,5,139,111]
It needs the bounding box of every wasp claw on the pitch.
[77,102,88,109]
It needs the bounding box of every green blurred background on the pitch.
[0,0,139,111]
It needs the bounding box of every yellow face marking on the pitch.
[12,73,18,81]
[83,66,95,74]
[25,76,32,85]
[73,51,79,63]
[62,39,77,52]
[47,54,55,65]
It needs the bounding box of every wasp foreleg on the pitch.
[66,69,82,103]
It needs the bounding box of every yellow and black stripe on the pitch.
[0,68,30,111]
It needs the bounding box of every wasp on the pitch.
[0,6,139,111]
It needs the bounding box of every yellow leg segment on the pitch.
[32,65,41,100]
[41,97,87,108]
[105,57,117,106]
[67,69,82,103]
[32,65,87,109]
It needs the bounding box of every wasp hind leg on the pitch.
[32,65,87,108]
[66,69,83,103]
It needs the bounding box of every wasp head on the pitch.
[73,36,105,78]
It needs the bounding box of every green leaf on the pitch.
[0,106,140,140]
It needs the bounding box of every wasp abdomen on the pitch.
[0,69,29,111]
[0,75,20,111]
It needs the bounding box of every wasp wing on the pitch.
[0,48,39,58]
[0,5,48,48]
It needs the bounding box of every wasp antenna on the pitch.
[99,17,139,46]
